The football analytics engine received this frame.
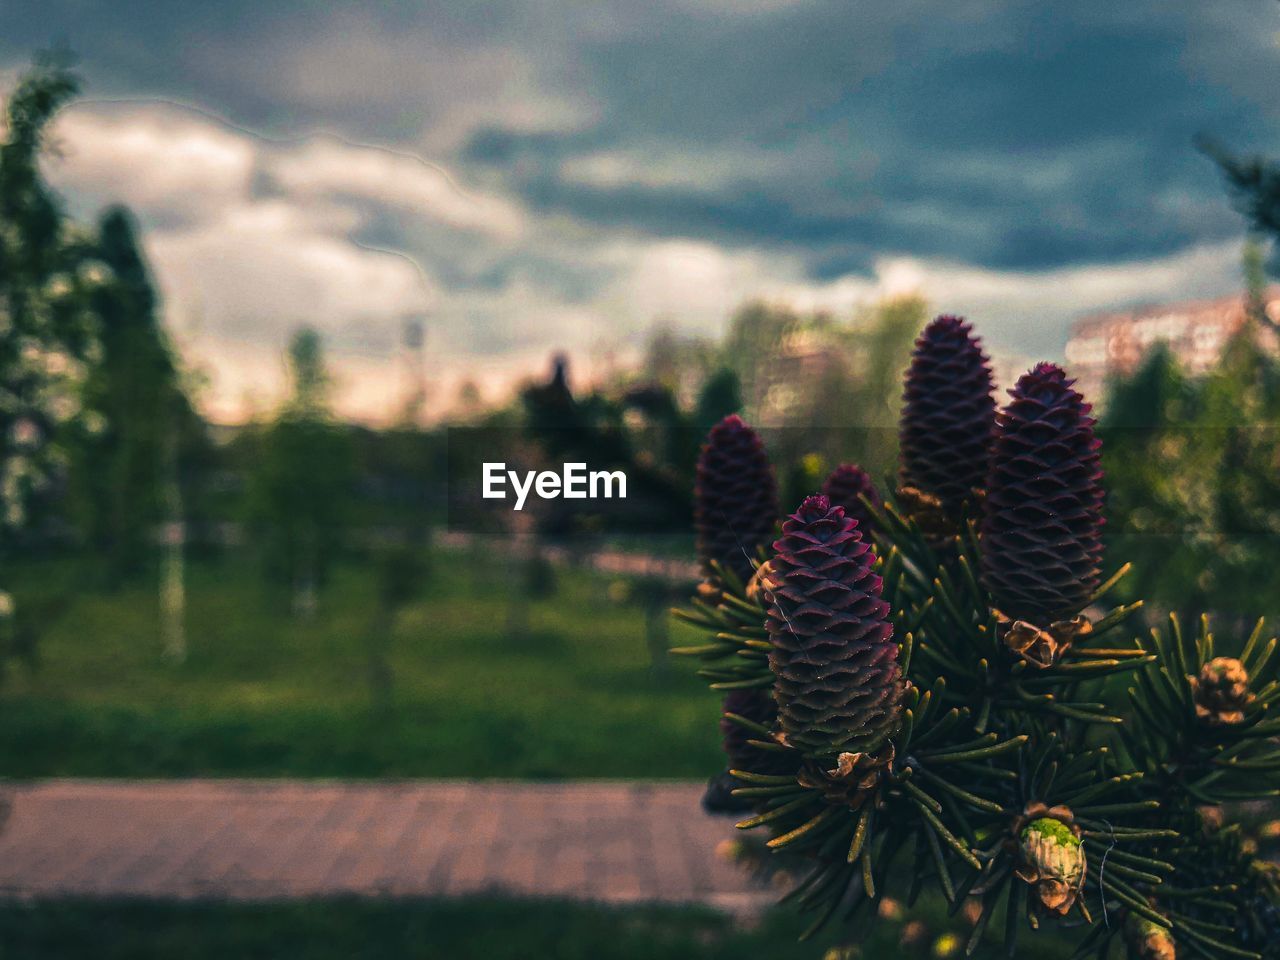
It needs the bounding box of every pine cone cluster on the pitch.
[765,495,902,756]
[982,363,1104,623]
[821,463,881,536]
[899,315,995,513]
[694,414,778,586]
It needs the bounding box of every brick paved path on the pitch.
[0,781,772,911]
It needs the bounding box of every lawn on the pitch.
[0,896,1077,959]
[0,546,722,778]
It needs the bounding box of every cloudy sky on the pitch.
[2,1,1279,421]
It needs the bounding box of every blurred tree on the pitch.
[452,378,484,423]
[285,327,330,416]
[521,354,688,537]
[1201,320,1280,624]
[723,301,798,422]
[0,53,101,673]
[642,322,681,393]
[1206,141,1280,293]
[0,53,98,537]
[245,327,355,617]
[1213,148,1280,238]
[760,295,926,493]
[1243,234,1270,324]
[693,367,741,438]
[1099,345,1208,616]
[1101,244,1280,626]
[68,207,203,583]
[854,295,928,437]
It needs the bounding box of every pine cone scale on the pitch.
[766,495,903,756]
[982,363,1105,624]
[899,315,996,515]
[694,415,778,587]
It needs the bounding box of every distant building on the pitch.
[757,325,849,425]
[1064,289,1280,404]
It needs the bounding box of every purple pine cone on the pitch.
[899,315,996,511]
[695,415,778,586]
[821,463,881,536]
[981,363,1104,622]
[766,496,903,756]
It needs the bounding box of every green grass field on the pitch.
[0,895,1077,959]
[0,898,824,960]
[0,547,722,778]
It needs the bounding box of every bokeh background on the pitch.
[4,3,1280,957]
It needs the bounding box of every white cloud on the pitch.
[805,240,1245,357]
[46,108,255,219]
[598,239,806,332]
[267,137,526,239]
[560,147,788,192]
[149,199,434,341]
[573,233,1247,367]
[37,102,457,420]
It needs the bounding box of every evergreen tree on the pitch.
[693,367,741,438]
[676,320,1280,959]
[69,207,200,581]
[1100,243,1280,626]
[1100,345,1208,616]
[245,327,354,616]
[0,53,97,537]
[0,54,101,671]
[1206,143,1280,292]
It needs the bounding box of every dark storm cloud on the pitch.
[4,0,1277,274]
[459,1,1280,271]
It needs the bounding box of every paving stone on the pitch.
[0,780,774,910]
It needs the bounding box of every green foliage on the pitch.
[678,322,1280,959]
[66,207,205,580]
[1102,330,1280,622]
[0,52,98,536]
[1205,141,1280,274]
[0,54,108,675]
[244,327,355,612]
[693,367,741,436]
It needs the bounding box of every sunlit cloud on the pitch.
[267,138,527,239]
[47,108,255,221]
